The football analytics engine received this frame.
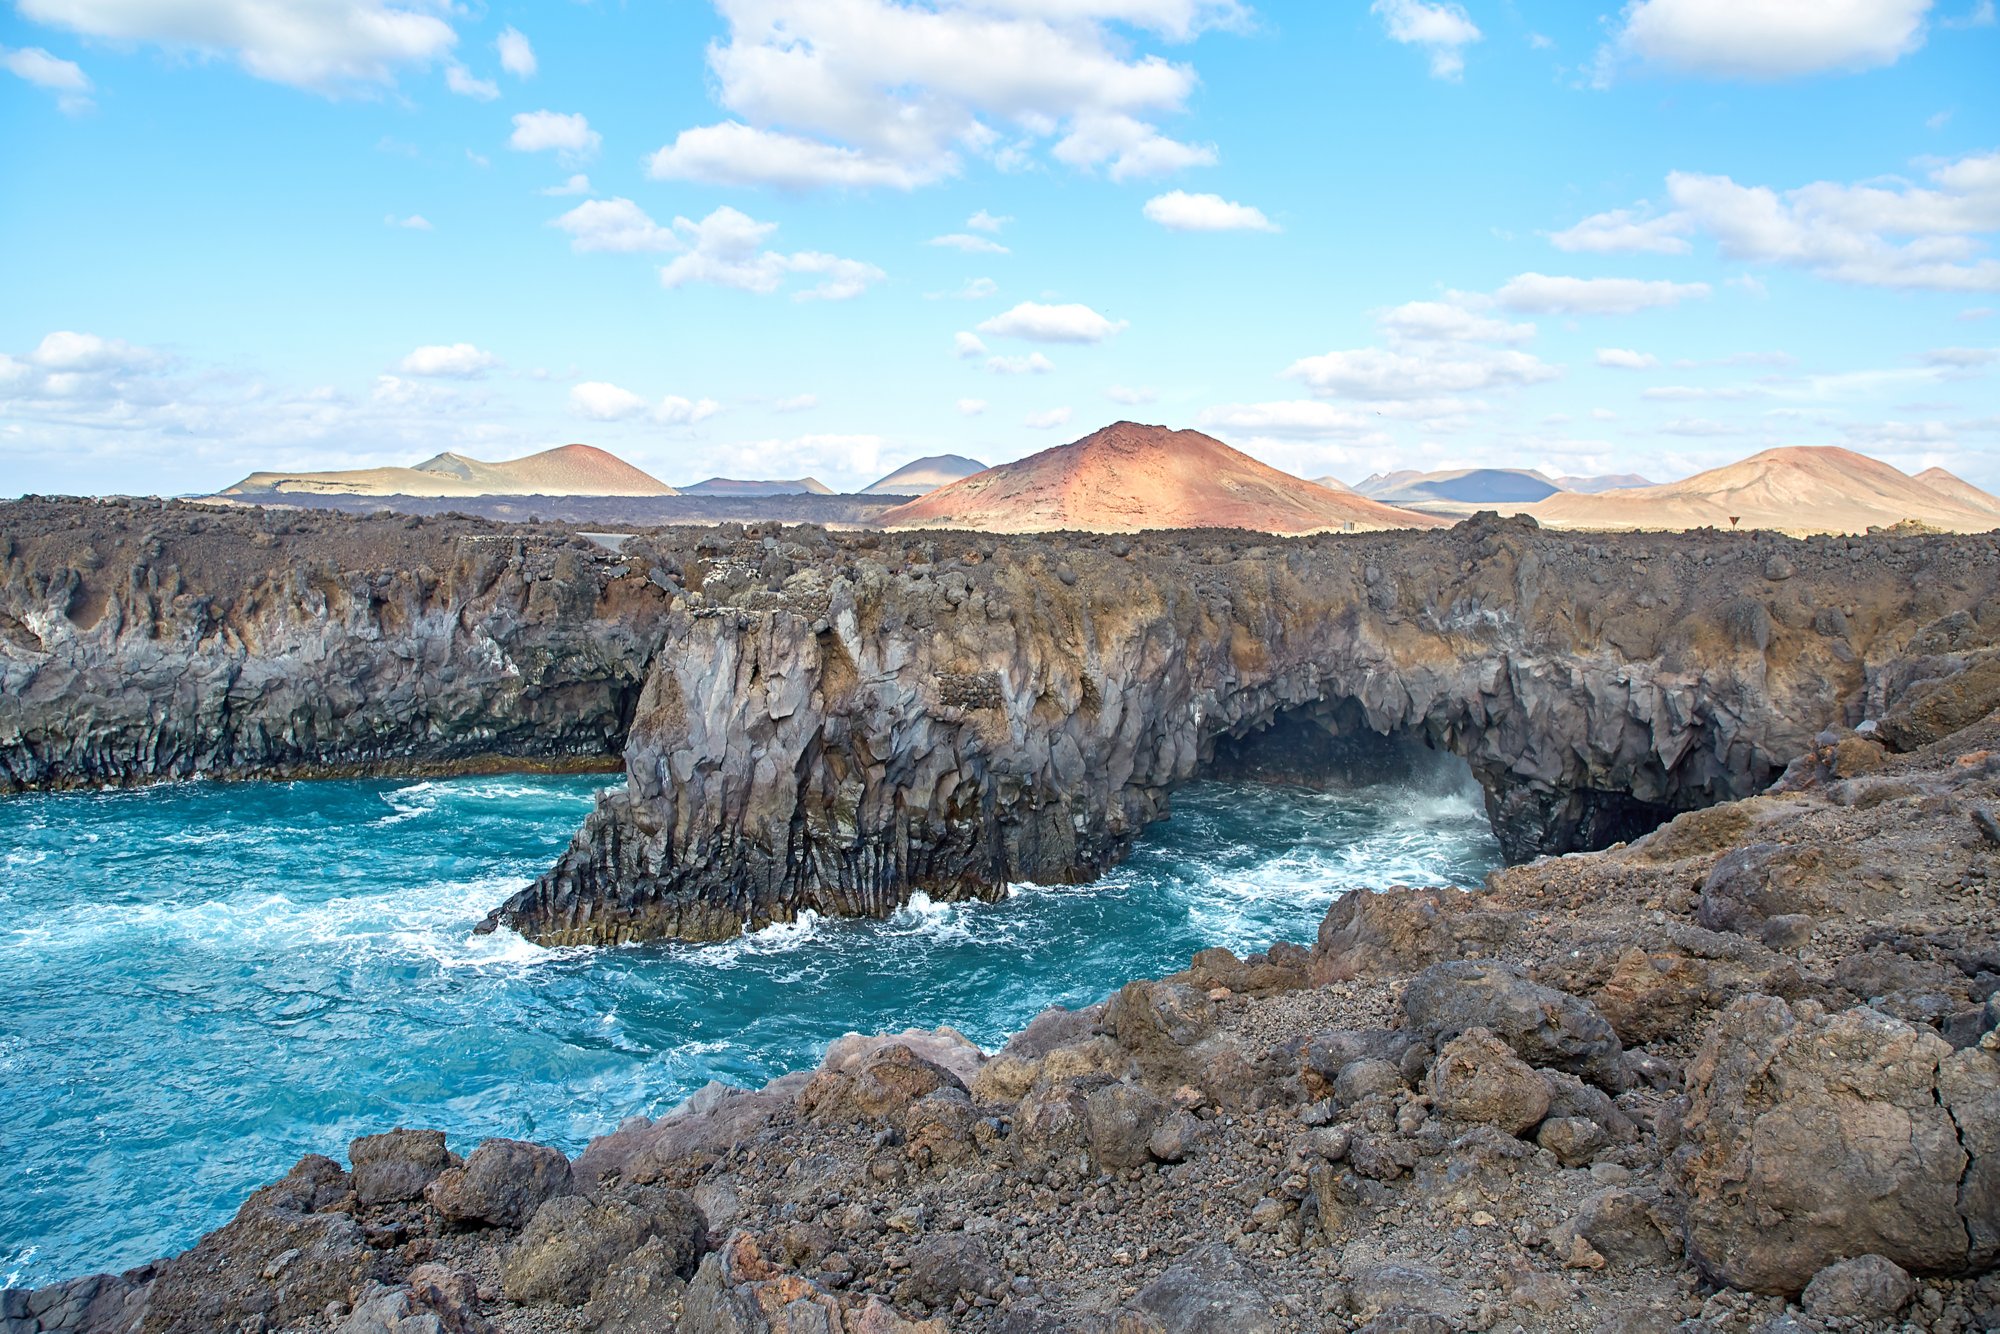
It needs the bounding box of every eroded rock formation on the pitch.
[488,514,2000,945]
[8,497,1999,953]
[0,498,676,790]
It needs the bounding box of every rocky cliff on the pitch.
[485,516,2000,945]
[0,498,677,791]
[9,498,1999,957]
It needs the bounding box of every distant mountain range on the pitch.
[861,455,988,496]
[222,444,675,499]
[1530,447,2000,534]
[879,423,1446,534]
[1350,467,1654,506]
[679,477,832,496]
[212,433,2000,538]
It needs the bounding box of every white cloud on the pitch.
[648,122,945,190]
[497,26,535,78]
[967,210,1011,233]
[1664,159,2000,291]
[1025,406,1073,429]
[1924,346,1998,367]
[1496,272,1712,314]
[1195,400,1378,438]
[977,301,1127,343]
[385,213,433,230]
[772,393,819,412]
[930,277,999,300]
[1641,384,1764,400]
[444,63,497,100]
[954,331,989,358]
[509,110,599,160]
[1378,299,1534,344]
[987,353,1057,374]
[16,0,456,93]
[1944,0,1996,27]
[929,233,1011,254]
[541,174,592,197]
[1142,189,1277,232]
[571,381,649,421]
[657,395,725,426]
[29,331,159,372]
[551,198,680,253]
[957,397,988,415]
[1659,416,1744,436]
[1558,154,2000,291]
[644,0,1226,191]
[1595,0,1931,82]
[1,44,93,112]
[703,432,892,486]
[1372,0,1482,79]
[1596,347,1661,369]
[657,206,886,301]
[1050,112,1216,180]
[1107,384,1159,404]
[570,380,721,424]
[398,343,498,378]
[1960,306,1996,320]
[1283,345,1560,399]
[1547,206,1694,255]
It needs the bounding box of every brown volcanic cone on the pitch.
[878,422,1445,534]
[1914,466,2000,518]
[1527,445,2000,535]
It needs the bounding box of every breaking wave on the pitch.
[0,773,1497,1288]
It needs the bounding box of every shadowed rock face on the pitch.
[484,514,2000,945]
[0,498,675,791]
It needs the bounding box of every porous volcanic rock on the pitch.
[488,516,2000,944]
[0,498,675,790]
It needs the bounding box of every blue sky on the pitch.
[2,0,1997,496]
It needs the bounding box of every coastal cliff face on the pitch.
[487,516,2000,945]
[0,498,676,791]
[9,497,1997,952]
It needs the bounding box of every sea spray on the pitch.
[0,772,1497,1286]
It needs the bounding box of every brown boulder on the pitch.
[1591,949,1714,1046]
[1402,960,1625,1090]
[350,1128,459,1206]
[500,1184,706,1305]
[1426,1030,1549,1135]
[1308,888,1516,984]
[1674,995,1998,1291]
[798,1043,966,1129]
[424,1138,575,1230]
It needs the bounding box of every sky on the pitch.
[1,0,1998,497]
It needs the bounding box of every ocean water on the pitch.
[0,772,1499,1288]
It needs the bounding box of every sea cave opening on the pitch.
[1200,697,1479,805]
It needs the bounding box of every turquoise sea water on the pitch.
[0,772,1499,1288]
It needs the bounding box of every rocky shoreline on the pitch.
[487,512,2000,947]
[10,673,1999,1333]
[6,497,2000,1333]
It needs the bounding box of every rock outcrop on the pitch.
[9,497,2000,955]
[488,515,2000,944]
[0,498,675,791]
